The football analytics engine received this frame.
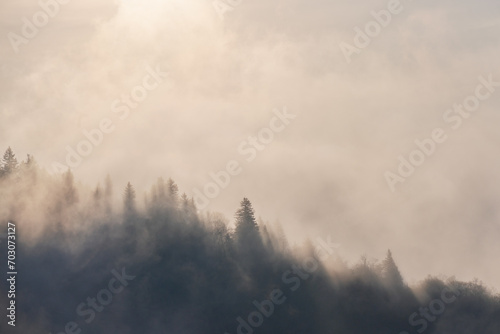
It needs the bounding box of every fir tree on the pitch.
[167,178,178,201]
[123,182,136,215]
[165,178,179,208]
[104,174,113,214]
[381,249,404,287]
[1,147,18,177]
[235,198,259,242]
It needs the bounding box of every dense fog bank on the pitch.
[0,148,499,334]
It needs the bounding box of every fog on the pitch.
[1,0,500,293]
[0,165,499,333]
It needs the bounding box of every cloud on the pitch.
[0,0,499,289]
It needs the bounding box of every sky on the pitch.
[1,0,500,288]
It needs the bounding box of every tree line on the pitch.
[0,146,499,334]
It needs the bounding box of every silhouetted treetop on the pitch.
[167,178,179,202]
[1,146,18,177]
[123,182,136,215]
[0,149,498,334]
[235,198,258,234]
[234,198,263,252]
[382,249,404,287]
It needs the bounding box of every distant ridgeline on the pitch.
[0,146,499,334]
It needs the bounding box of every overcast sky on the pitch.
[1,0,500,288]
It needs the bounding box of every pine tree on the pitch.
[123,182,136,215]
[1,147,18,177]
[167,178,179,206]
[104,174,113,214]
[208,212,231,254]
[167,178,178,198]
[381,249,404,287]
[235,198,259,242]
[178,193,197,220]
[181,193,189,209]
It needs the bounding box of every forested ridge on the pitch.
[0,147,499,334]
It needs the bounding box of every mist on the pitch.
[0,161,499,333]
[1,0,500,332]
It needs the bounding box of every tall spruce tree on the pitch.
[104,174,113,214]
[123,182,136,215]
[235,198,259,242]
[167,178,179,204]
[381,249,404,287]
[1,147,18,177]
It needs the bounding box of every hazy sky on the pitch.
[1,0,500,288]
